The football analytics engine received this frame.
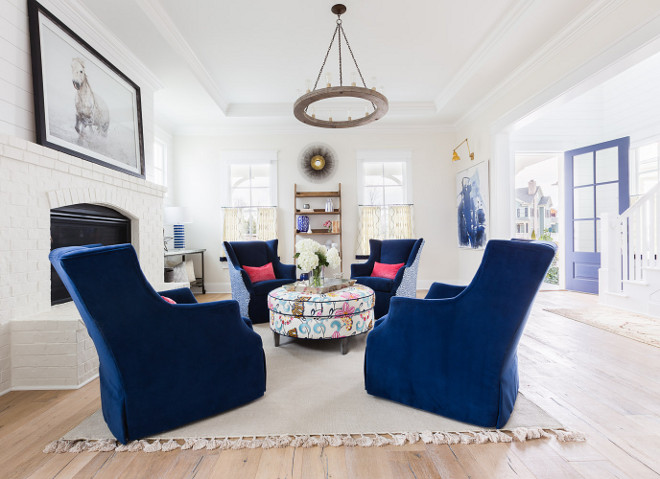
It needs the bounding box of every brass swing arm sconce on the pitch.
[452,138,474,162]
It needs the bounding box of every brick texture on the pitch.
[0,135,166,392]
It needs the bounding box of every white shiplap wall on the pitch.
[0,0,158,165]
[0,0,33,139]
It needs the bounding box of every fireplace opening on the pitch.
[51,203,131,305]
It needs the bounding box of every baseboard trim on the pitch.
[9,373,99,393]
[203,282,231,294]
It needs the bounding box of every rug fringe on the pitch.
[43,427,585,453]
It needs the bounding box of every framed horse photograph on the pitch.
[27,0,145,178]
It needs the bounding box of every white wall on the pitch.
[172,128,458,292]
[453,0,660,282]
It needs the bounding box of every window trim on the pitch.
[356,150,413,205]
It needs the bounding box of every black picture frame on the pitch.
[27,0,145,178]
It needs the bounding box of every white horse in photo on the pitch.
[71,57,109,137]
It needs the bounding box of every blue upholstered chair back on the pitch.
[364,239,556,428]
[226,239,279,268]
[378,239,423,266]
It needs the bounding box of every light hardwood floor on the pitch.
[1,291,659,478]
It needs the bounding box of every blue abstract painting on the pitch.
[457,161,489,249]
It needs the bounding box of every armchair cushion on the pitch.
[371,261,404,280]
[243,262,276,283]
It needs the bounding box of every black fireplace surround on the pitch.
[50,203,131,305]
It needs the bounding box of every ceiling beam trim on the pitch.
[136,0,229,115]
[456,0,627,129]
[433,0,534,113]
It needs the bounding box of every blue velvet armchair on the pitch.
[223,239,296,324]
[351,238,424,318]
[50,244,266,444]
[364,239,556,428]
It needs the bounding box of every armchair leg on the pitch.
[340,337,348,355]
[273,331,280,347]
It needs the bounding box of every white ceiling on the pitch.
[81,0,595,131]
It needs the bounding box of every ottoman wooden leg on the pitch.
[273,331,280,347]
[340,337,349,355]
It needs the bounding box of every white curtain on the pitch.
[388,205,414,239]
[257,207,277,240]
[357,206,382,255]
[357,205,415,254]
[222,208,244,242]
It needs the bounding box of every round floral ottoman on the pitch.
[267,284,375,354]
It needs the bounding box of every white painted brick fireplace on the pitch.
[0,134,167,394]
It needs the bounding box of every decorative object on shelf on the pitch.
[164,206,192,249]
[302,203,311,210]
[293,4,388,129]
[452,138,475,162]
[457,161,489,249]
[27,0,145,178]
[294,238,341,288]
[298,143,337,182]
[296,215,310,233]
[325,198,334,212]
[323,220,332,232]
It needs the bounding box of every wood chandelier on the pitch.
[293,4,389,129]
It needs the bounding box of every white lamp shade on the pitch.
[164,206,192,225]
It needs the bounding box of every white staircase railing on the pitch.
[601,182,660,294]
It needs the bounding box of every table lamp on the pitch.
[164,206,192,249]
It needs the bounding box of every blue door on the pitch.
[565,137,630,294]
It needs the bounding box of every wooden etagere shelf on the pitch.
[294,183,343,273]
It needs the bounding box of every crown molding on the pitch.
[136,0,229,115]
[433,0,534,112]
[43,0,163,91]
[172,119,455,137]
[455,0,627,129]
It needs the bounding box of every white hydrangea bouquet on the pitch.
[295,238,341,287]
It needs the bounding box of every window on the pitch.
[152,139,167,187]
[356,151,413,255]
[222,151,278,242]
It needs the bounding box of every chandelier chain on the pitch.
[338,20,343,86]
[339,25,367,88]
[313,24,340,91]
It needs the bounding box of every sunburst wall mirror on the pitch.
[298,143,337,182]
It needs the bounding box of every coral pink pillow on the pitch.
[161,296,177,304]
[243,262,276,283]
[371,262,404,280]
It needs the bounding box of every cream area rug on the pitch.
[545,306,660,348]
[46,324,583,453]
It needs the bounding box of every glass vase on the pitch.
[309,267,324,287]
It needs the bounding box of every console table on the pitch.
[164,248,206,294]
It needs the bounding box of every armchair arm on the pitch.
[425,282,467,300]
[351,261,374,278]
[273,260,296,280]
[157,287,198,304]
